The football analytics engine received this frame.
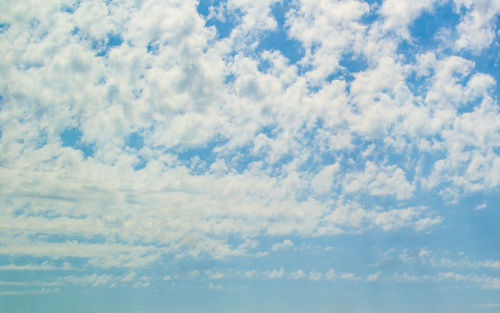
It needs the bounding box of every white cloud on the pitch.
[267,267,285,279]
[343,162,415,200]
[414,216,443,231]
[325,268,336,280]
[0,0,497,293]
[0,288,60,295]
[308,271,322,281]
[290,270,306,280]
[366,271,382,282]
[0,240,160,269]
[0,262,72,271]
[208,282,223,289]
[207,271,225,279]
[418,248,432,263]
[438,272,500,290]
[379,0,443,39]
[60,273,115,287]
[132,276,151,288]
[320,202,440,234]
[244,270,258,279]
[480,261,500,270]
[474,203,487,211]
[339,272,361,281]
[311,163,340,195]
[286,0,370,85]
[271,239,295,251]
[0,280,57,287]
[453,0,500,52]
[393,270,500,290]
[393,272,433,282]
[121,272,137,282]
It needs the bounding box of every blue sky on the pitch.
[0,0,499,312]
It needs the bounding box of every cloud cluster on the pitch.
[0,0,498,287]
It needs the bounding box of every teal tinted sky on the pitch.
[0,0,499,312]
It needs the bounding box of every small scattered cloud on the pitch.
[208,282,222,289]
[244,270,258,279]
[474,203,487,211]
[399,250,416,263]
[0,288,60,295]
[121,272,137,282]
[419,247,432,263]
[271,239,295,252]
[207,271,224,279]
[309,271,322,281]
[480,261,500,270]
[325,269,336,280]
[339,273,361,281]
[290,270,306,280]
[366,271,382,282]
[267,267,285,279]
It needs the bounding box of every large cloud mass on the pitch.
[0,0,499,296]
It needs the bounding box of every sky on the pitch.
[0,0,499,312]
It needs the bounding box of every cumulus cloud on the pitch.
[267,267,285,279]
[308,271,322,281]
[121,272,137,282]
[474,203,488,211]
[290,270,306,280]
[366,271,382,282]
[339,272,362,281]
[271,239,295,251]
[325,268,336,280]
[0,0,497,297]
[207,271,225,279]
[379,0,443,38]
[244,270,258,279]
[208,282,223,289]
[453,0,500,52]
[343,162,415,200]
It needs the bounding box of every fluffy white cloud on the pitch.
[453,0,500,52]
[366,271,382,282]
[325,268,336,280]
[244,270,258,278]
[290,270,306,280]
[267,267,285,279]
[311,163,339,195]
[207,271,225,279]
[0,0,497,294]
[271,239,295,251]
[308,271,322,281]
[208,282,223,289]
[339,272,361,281]
[379,0,443,38]
[343,162,415,199]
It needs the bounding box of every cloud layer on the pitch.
[0,0,499,304]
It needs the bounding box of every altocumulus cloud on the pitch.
[0,0,499,309]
